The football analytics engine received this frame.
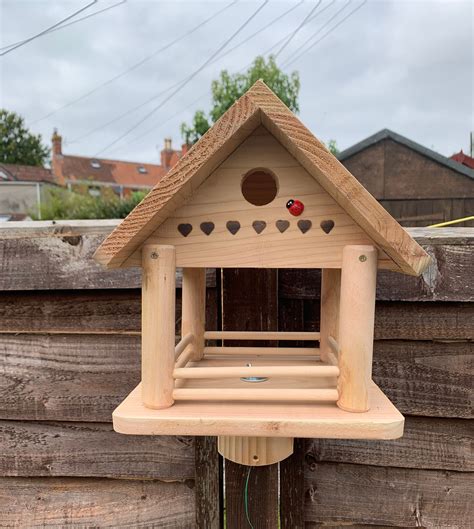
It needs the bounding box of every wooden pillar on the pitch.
[141,244,176,409]
[337,245,377,412]
[319,269,341,362]
[182,268,206,360]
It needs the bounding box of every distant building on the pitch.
[450,150,474,170]
[0,163,56,220]
[339,129,474,226]
[51,130,187,197]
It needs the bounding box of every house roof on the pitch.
[0,163,55,183]
[338,129,474,180]
[450,150,474,170]
[54,154,174,188]
[94,80,430,276]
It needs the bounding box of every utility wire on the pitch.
[105,1,326,156]
[94,1,269,155]
[1,0,98,57]
[31,0,237,124]
[70,0,303,144]
[0,1,126,52]
[281,0,351,66]
[274,0,322,58]
[284,1,368,67]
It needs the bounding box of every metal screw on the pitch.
[359,255,367,262]
[151,251,159,259]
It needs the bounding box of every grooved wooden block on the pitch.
[218,436,293,466]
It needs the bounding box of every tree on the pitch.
[327,139,339,156]
[181,55,300,145]
[0,109,50,166]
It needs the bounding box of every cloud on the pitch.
[1,0,472,164]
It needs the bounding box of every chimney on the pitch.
[51,128,65,185]
[160,137,174,170]
[52,128,62,156]
[181,143,190,156]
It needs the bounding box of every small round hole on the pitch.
[253,455,259,462]
[241,169,278,206]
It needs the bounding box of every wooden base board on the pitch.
[113,382,404,439]
[218,436,294,466]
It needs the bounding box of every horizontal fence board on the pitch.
[0,232,215,292]
[306,416,473,471]
[0,292,470,341]
[0,477,194,528]
[279,243,474,302]
[304,463,472,528]
[373,340,473,418]
[0,336,471,421]
[0,421,194,480]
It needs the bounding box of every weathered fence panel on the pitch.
[0,221,472,527]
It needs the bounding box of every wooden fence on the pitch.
[0,220,472,528]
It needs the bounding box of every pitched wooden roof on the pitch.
[94,80,430,276]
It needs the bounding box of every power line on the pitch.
[0,0,126,52]
[1,0,98,57]
[71,0,303,145]
[274,0,322,58]
[281,0,351,67]
[31,0,237,124]
[95,1,269,156]
[105,2,326,156]
[284,1,368,67]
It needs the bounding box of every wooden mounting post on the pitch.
[320,268,341,362]
[337,245,377,412]
[182,268,206,360]
[218,436,293,466]
[141,244,176,409]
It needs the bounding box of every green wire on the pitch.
[244,466,254,529]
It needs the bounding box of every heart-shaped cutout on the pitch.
[320,220,335,234]
[252,220,266,234]
[226,220,240,235]
[297,219,312,234]
[276,220,290,233]
[200,222,215,236]
[178,223,193,237]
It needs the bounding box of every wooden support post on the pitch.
[337,245,377,412]
[320,269,341,362]
[182,268,206,361]
[141,244,176,409]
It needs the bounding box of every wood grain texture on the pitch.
[306,416,473,471]
[372,339,473,418]
[95,81,429,275]
[195,437,222,529]
[304,462,472,528]
[280,437,306,529]
[148,127,391,270]
[251,81,430,276]
[0,420,194,479]
[94,90,262,268]
[0,477,195,528]
[278,242,474,302]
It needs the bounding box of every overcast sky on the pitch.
[1,0,472,165]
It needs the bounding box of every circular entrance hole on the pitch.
[241,169,278,206]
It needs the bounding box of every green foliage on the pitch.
[327,139,339,156]
[181,55,300,145]
[0,109,50,166]
[34,186,147,220]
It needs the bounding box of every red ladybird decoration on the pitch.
[286,199,304,216]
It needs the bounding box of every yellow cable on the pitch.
[427,216,474,228]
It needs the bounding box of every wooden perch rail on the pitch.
[172,388,339,402]
[204,346,320,356]
[173,364,339,380]
[204,331,320,341]
[174,333,194,359]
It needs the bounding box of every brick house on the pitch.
[339,129,474,226]
[51,130,187,197]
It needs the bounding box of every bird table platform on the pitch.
[94,81,430,466]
